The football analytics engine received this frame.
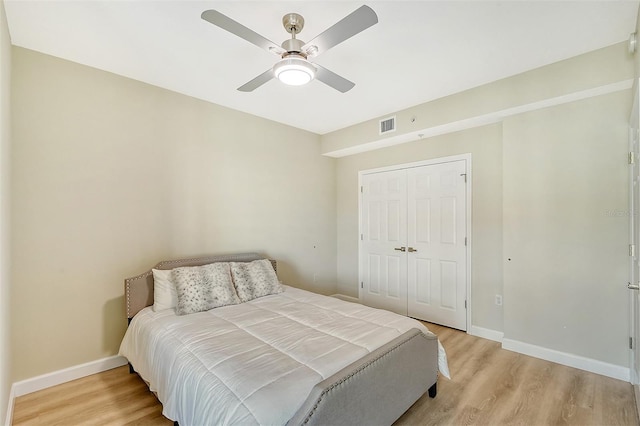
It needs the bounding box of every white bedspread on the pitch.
[119,285,449,425]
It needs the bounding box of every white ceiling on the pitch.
[4,1,639,135]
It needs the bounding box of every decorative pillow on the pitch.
[172,263,240,316]
[230,259,283,303]
[152,269,178,312]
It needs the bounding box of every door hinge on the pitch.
[360,186,363,193]
[464,300,467,309]
[465,237,468,246]
[631,336,634,350]
[460,173,467,183]
[361,282,364,289]
[631,244,636,257]
[630,152,636,165]
[360,234,363,241]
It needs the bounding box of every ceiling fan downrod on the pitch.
[281,13,306,55]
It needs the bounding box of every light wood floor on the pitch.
[12,323,638,425]
[396,323,638,425]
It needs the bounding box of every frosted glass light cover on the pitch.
[273,56,316,86]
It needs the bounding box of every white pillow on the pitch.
[152,268,178,312]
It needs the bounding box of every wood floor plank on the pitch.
[12,323,638,425]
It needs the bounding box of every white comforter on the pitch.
[119,285,449,425]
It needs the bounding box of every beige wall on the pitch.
[503,90,630,366]
[0,1,11,421]
[336,124,504,331]
[10,47,336,382]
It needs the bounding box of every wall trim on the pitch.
[4,384,14,426]
[469,326,504,343]
[503,338,630,382]
[330,294,360,304]
[12,355,127,398]
[634,384,640,423]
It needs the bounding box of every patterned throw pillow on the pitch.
[172,263,240,316]
[230,259,283,303]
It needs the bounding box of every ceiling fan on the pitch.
[201,5,378,93]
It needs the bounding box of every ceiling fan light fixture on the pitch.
[273,55,316,86]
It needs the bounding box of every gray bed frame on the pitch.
[124,252,439,426]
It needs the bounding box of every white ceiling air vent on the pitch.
[379,116,396,135]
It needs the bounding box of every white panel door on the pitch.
[361,170,408,315]
[407,161,467,330]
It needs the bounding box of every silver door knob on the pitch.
[394,247,406,252]
[629,282,640,290]
[407,247,417,252]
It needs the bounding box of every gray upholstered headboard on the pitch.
[124,252,276,320]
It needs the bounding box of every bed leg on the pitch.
[428,383,437,398]
[128,363,135,374]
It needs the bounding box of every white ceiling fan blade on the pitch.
[201,10,285,56]
[302,5,378,57]
[237,69,275,92]
[314,64,355,93]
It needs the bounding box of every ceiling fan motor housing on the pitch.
[281,38,306,55]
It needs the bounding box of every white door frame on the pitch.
[629,77,639,386]
[358,153,472,333]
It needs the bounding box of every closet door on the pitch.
[360,170,408,315]
[407,161,467,330]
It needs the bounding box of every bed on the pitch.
[120,253,448,426]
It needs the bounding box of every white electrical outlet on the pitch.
[495,294,503,306]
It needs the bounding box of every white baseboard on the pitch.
[12,355,127,398]
[4,384,14,426]
[330,294,360,304]
[502,338,630,382]
[465,327,629,381]
[469,326,504,343]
